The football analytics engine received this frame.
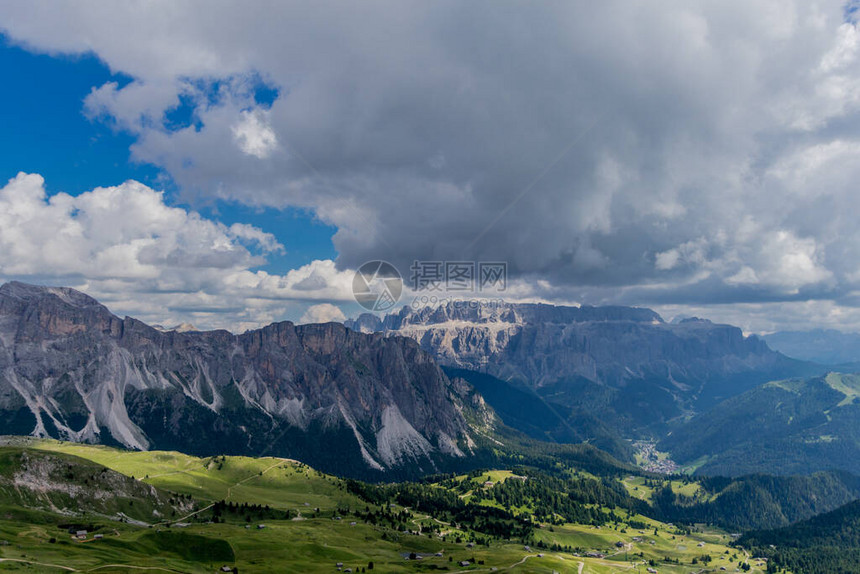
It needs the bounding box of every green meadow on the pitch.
[0,439,773,573]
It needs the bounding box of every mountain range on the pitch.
[1,282,849,481]
[0,281,480,478]
[763,328,860,365]
[347,302,819,443]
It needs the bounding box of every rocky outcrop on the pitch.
[0,444,194,522]
[0,282,473,477]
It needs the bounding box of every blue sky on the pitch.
[0,37,336,275]
[0,40,154,194]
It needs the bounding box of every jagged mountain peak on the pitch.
[346,301,666,334]
[381,301,664,327]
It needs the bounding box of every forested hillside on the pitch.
[739,499,860,574]
[661,373,860,476]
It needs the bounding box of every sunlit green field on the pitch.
[0,438,774,573]
[30,440,357,512]
[531,519,757,573]
[0,518,588,573]
[620,476,707,503]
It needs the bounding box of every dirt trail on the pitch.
[160,460,284,525]
[225,460,283,498]
[0,558,77,571]
[87,565,186,573]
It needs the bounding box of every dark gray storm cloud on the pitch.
[3,1,860,330]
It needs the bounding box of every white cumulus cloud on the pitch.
[0,173,355,331]
[299,303,347,324]
[232,109,278,159]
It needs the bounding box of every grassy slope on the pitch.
[30,440,356,511]
[0,445,190,525]
[620,476,706,503]
[0,438,772,573]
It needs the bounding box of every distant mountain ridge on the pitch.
[0,282,478,478]
[763,329,860,365]
[347,302,816,441]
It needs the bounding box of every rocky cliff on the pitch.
[348,302,816,435]
[0,282,475,478]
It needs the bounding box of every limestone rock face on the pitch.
[0,282,473,477]
[348,302,809,432]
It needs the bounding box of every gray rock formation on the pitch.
[0,282,474,477]
[347,302,815,434]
